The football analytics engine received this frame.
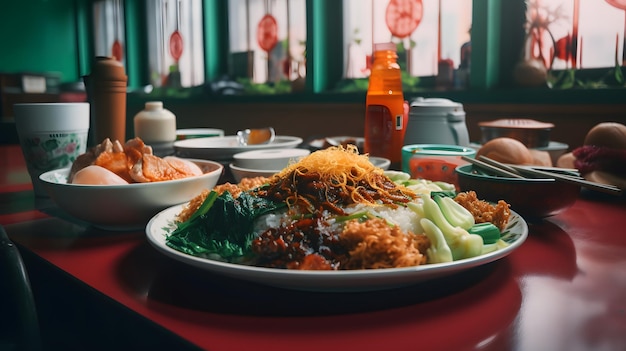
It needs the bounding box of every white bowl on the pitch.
[233,148,310,170]
[229,163,281,183]
[174,135,303,161]
[229,155,389,183]
[39,159,223,231]
[369,156,391,170]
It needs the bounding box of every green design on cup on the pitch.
[21,132,87,171]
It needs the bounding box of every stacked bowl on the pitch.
[229,148,311,182]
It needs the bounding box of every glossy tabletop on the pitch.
[1,144,626,351]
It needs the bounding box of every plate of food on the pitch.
[146,145,528,292]
[174,135,303,161]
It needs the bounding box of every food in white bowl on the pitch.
[69,137,204,184]
[39,159,223,231]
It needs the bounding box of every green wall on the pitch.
[0,0,81,83]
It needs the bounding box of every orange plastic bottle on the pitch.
[364,42,406,166]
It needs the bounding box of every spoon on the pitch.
[237,127,275,146]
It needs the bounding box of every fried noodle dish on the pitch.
[167,145,512,270]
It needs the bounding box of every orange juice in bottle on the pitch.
[364,42,406,166]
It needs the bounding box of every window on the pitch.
[227,0,307,93]
[93,0,126,65]
[88,0,623,99]
[146,0,205,88]
[342,0,472,90]
[526,0,626,70]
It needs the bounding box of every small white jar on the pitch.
[133,101,177,144]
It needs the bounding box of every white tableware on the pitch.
[229,164,280,183]
[369,156,391,170]
[174,135,303,161]
[39,159,223,231]
[233,148,310,170]
[146,205,528,292]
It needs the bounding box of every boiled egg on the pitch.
[72,165,129,185]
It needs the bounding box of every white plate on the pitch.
[146,204,528,292]
[174,135,303,160]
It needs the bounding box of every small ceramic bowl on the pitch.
[455,164,580,219]
[229,164,280,183]
[233,148,310,170]
[369,156,391,170]
[479,119,554,148]
[39,159,223,231]
[402,144,477,189]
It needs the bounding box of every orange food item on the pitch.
[454,191,511,231]
[340,218,429,269]
[70,137,202,184]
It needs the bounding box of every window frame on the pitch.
[77,0,624,104]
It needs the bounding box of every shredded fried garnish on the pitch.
[454,191,511,231]
[176,176,270,222]
[261,145,416,214]
[176,189,210,223]
[340,218,429,269]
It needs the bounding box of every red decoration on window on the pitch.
[385,0,424,38]
[385,0,423,39]
[112,40,123,61]
[257,14,278,52]
[606,0,626,9]
[169,30,184,62]
[553,35,574,67]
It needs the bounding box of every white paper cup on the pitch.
[14,102,90,197]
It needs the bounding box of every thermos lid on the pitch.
[90,56,127,82]
[409,97,464,116]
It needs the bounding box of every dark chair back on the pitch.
[0,225,42,351]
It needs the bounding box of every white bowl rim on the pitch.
[229,163,282,174]
[39,158,224,189]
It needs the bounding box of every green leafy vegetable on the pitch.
[468,222,501,245]
[433,194,475,230]
[420,218,453,263]
[420,194,483,260]
[166,190,286,260]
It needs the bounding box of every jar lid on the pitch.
[479,119,554,130]
[145,101,164,110]
[90,56,127,81]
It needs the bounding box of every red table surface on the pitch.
[2,144,626,351]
